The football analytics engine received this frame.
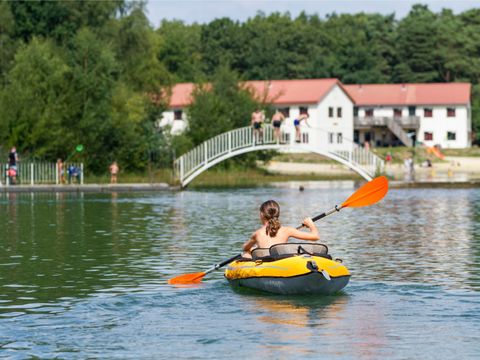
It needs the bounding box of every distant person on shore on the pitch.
[251,108,264,144]
[271,110,285,143]
[67,165,80,184]
[385,152,392,166]
[109,161,119,184]
[242,200,319,259]
[404,155,415,181]
[294,112,308,143]
[56,158,65,184]
[8,146,18,185]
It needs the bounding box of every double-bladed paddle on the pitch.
[168,176,389,285]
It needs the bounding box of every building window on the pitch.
[337,107,342,118]
[354,130,359,143]
[447,108,456,117]
[424,108,433,117]
[337,132,343,144]
[365,109,374,117]
[328,132,334,144]
[174,110,183,120]
[408,106,416,116]
[447,131,456,140]
[353,107,359,117]
[328,107,334,118]
[394,108,402,117]
[280,107,290,117]
[299,106,309,115]
[424,132,433,141]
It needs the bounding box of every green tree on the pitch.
[0,38,71,158]
[7,0,125,42]
[394,5,439,82]
[157,20,203,82]
[472,84,480,143]
[186,65,258,146]
[114,5,171,92]
[200,18,247,76]
[0,1,18,84]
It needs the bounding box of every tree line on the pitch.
[0,1,479,173]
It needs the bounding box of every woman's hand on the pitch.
[302,217,315,229]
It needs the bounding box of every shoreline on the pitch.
[0,183,175,193]
[1,179,480,193]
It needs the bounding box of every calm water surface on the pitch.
[0,183,479,359]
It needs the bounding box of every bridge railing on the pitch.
[0,162,84,186]
[174,125,383,186]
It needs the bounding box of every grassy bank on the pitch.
[84,167,361,187]
[85,169,174,185]
[188,168,361,188]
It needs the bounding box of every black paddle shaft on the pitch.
[297,205,342,229]
[215,254,242,269]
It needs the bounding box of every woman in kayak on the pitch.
[242,200,319,258]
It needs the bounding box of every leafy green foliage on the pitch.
[186,65,258,146]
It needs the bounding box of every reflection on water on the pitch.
[0,185,479,358]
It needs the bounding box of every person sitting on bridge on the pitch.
[242,200,320,259]
[294,112,309,143]
[251,108,264,144]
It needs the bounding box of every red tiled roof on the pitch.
[168,80,471,108]
[344,83,471,106]
[169,83,196,108]
[168,79,346,108]
[244,79,348,105]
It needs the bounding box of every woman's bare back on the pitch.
[254,226,290,248]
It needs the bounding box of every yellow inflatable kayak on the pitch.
[224,243,350,295]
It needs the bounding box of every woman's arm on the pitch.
[242,232,257,251]
[286,218,319,241]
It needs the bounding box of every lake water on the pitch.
[1,184,479,359]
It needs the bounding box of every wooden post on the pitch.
[31,163,34,185]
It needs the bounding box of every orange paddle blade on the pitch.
[341,176,388,208]
[168,272,206,285]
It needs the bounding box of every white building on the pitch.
[161,79,472,149]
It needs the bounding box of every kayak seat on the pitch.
[252,248,275,261]
[269,243,330,260]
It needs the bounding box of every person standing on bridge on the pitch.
[294,112,309,143]
[271,109,285,143]
[251,108,264,144]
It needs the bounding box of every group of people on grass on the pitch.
[251,109,309,144]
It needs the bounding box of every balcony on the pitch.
[354,116,420,129]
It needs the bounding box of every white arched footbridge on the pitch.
[174,125,384,187]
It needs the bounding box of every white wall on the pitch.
[158,109,187,135]
[316,84,354,151]
[357,106,409,117]
[356,104,471,148]
[273,85,354,151]
[417,105,470,148]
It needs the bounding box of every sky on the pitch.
[146,0,480,26]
